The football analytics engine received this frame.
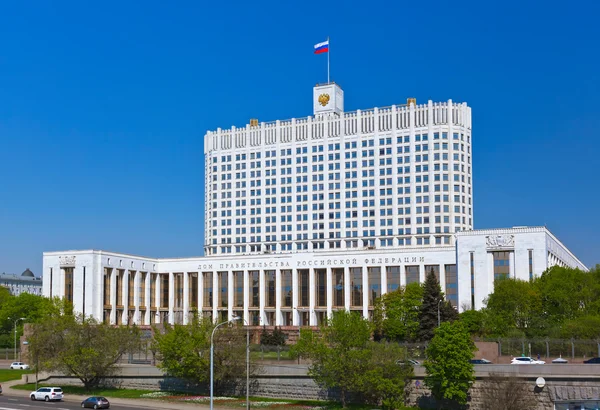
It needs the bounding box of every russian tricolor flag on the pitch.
[314,40,329,54]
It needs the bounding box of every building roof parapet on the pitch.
[205,99,471,153]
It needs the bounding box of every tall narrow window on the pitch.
[203,272,213,308]
[250,271,260,307]
[128,271,135,307]
[315,269,326,308]
[175,273,184,309]
[386,266,400,293]
[350,267,362,307]
[333,268,344,307]
[116,270,123,307]
[492,251,510,281]
[424,265,440,282]
[103,268,112,306]
[444,264,458,307]
[234,271,243,308]
[160,274,169,308]
[150,273,157,309]
[49,268,53,298]
[405,266,420,284]
[470,253,475,309]
[64,268,74,304]
[265,270,276,308]
[139,272,146,308]
[298,269,309,307]
[189,273,198,309]
[368,267,381,306]
[281,270,292,307]
[218,272,228,308]
[528,250,533,281]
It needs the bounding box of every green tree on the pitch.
[359,342,414,409]
[418,269,447,341]
[484,278,542,337]
[373,282,423,342]
[424,321,476,408]
[551,315,600,339]
[29,313,141,391]
[535,266,600,326]
[292,311,372,407]
[459,309,485,337]
[260,326,286,346]
[153,316,253,389]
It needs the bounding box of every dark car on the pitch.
[584,357,600,364]
[81,396,110,409]
[470,358,492,364]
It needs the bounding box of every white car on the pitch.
[10,362,30,370]
[30,387,63,402]
[511,356,545,364]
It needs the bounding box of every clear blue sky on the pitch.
[1,0,598,276]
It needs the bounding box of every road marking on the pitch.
[17,405,31,407]
[0,407,26,410]
[7,400,17,402]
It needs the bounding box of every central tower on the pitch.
[313,83,344,116]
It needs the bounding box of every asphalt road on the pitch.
[0,395,156,410]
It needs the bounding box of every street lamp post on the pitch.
[238,317,250,410]
[8,317,26,361]
[210,317,241,410]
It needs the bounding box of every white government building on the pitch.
[42,83,587,327]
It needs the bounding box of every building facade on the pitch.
[205,83,473,256]
[0,268,43,296]
[42,84,588,326]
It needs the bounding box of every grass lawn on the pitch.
[0,369,31,382]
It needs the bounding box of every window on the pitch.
[492,251,511,281]
[406,266,419,284]
[351,267,363,307]
[445,265,458,307]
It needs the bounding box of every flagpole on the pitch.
[327,36,330,84]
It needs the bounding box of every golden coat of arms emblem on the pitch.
[318,93,330,107]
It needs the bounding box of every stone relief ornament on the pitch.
[59,256,76,266]
[485,235,515,248]
[318,93,330,107]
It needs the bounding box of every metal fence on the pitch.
[0,348,20,361]
[489,338,600,359]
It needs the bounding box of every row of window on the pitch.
[211,133,472,164]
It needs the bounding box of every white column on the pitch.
[292,269,299,326]
[275,269,282,326]
[212,271,218,322]
[362,266,368,318]
[183,272,190,325]
[487,252,495,295]
[509,252,516,279]
[198,272,204,317]
[227,271,234,320]
[259,270,265,326]
[439,264,446,294]
[400,264,406,287]
[309,268,316,325]
[344,267,351,311]
[155,274,161,324]
[144,273,151,325]
[326,268,333,319]
[418,263,426,283]
[122,270,129,325]
[110,269,117,325]
[380,266,387,296]
[243,270,249,325]
[168,272,175,324]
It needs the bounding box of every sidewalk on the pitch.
[1,378,241,410]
